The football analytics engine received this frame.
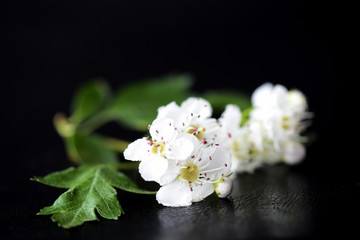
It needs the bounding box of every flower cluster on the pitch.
[124,83,311,207]
[124,97,232,207]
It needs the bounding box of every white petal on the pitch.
[156,181,192,207]
[282,141,305,165]
[139,155,168,182]
[200,118,221,143]
[199,146,232,181]
[251,83,274,107]
[215,177,233,198]
[158,159,180,186]
[287,90,307,112]
[166,133,200,160]
[180,97,212,120]
[220,104,242,132]
[123,138,148,161]
[157,101,181,121]
[273,84,288,108]
[150,118,178,143]
[191,183,214,202]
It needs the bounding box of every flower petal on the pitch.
[191,183,214,202]
[166,133,200,160]
[123,138,148,161]
[139,155,168,182]
[282,140,305,165]
[201,118,221,142]
[158,159,180,186]
[156,181,192,207]
[180,97,212,121]
[273,84,288,108]
[199,146,232,181]
[150,118,178,143]
[251,83,274,107]
[220,104,242,133]
[157,101,182,121]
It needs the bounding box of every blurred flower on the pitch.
[219,104,263,173]
[250,83,311,165]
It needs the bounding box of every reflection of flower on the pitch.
[250,83,311,165]
[124,117,199,185]
[156,145,231,207]
[156,97,220,144]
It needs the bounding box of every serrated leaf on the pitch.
[33,165,155,228]
[108,74,193,131]
[65,132,118,165]
[100,166,155,194]
[70,80,110,124]
[201,90,252,113]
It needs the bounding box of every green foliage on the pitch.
[70,80,111,124]
[108,74,193,131]
[201,90,252,113]
[65,132,118,165]
[33,165,155,229]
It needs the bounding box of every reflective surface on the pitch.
[3,146,359,239]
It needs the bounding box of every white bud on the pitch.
[214,177,233,198]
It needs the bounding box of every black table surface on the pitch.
[2,1,358,239]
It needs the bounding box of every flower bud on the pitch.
[214,177,233,198]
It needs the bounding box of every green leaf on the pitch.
[100,166,155,194]
[201,90,252,113]
[65,132,118,165]
[33,165,155,229]
[70,79,110,124]
[109,74,193,131]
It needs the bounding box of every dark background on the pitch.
[2,0,358,239]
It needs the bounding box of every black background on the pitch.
[2,0,358,239]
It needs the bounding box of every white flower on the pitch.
[219,104,263,173]
[156,145,232,207]
[156,97,220,144]
[124,117,200,185]
[250,83,311,165]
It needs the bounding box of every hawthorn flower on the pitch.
[156,145,232,207]
[249,83,311,165]
[156,97,220,144]
[219,104,263,173]
[124,117,200,185]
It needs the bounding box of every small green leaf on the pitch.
[70,80,110,124]
[201,90,252,113]
[31,166,94,189]
[109,74,193,131]
[33,165,155,228]
[65,132,118,165]
[101,167,156,194]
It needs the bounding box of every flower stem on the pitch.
[78,111,114,135]
[110,162,139,170]
[104,137,130,152]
